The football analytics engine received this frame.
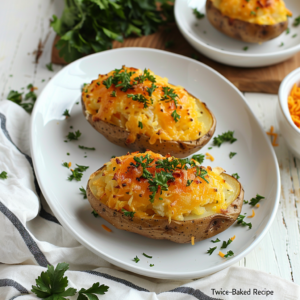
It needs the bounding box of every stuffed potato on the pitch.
[82,66,216,158]
[206,0,292,43]
[86,151,244,244]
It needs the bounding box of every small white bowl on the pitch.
[278,67,300,158]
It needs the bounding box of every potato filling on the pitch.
[82,66,213,144]
[89,151,234,221]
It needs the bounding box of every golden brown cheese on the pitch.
[212,0,292,25]
[82,67,209,145]
[89,151,233,222]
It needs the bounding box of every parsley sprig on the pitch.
[211,238,220,243]
[293,16,300,27]
[161,86,179,107]
[134,69,156,84]
[0,171,8,180]
[63,109,70,118]
[127,94,153,108]
[146,83,157,96]
[213,131,237,147]
[31,263,109,299]
[232,173,240,180]
[66,130,81,141]
[78,145,95,150]
[224,250,234,258]
[68,164,89,181]
[196,167,209,184]
[221,238,233,249]
[236,214,252,229]
[122,209,135,219]
[171,110,181,122]
[79,187,87,199]
[249,194,265,206]
[207,247,217,255]
[193,8,205,19]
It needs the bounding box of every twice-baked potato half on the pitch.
[206,0,292,43]
[86,151,244,244]
[82,66,216,158]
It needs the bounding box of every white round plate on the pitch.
[30,48,280,279]
[175,0,300,67]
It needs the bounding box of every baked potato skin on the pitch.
[86,173,244,244]
[206,0,288,43]
[82,98,216,158]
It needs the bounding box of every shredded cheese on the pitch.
[206,152,214,162]
[102,224,112,232]
[230,235,236,241]
[68,162,72,168]
[219,251,225,258]
[248,209,255,218]
[191,236,195,245]
[266,126,278,147]
[256,203,260,208]
[288,83,300,129]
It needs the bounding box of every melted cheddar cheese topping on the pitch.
[82,67,210,144]
[212,0,292,25]
[89,151,234,222]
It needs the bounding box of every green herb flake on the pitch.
[127,94,152,108]
[133,256,140,263]
[97,82,100,86]
[161,86,179,107]
[0,171,8,180]
[279,42,284,47]
[67,153,70,156]
[249,194,265,206]
[150,264,154,267]
[236,214,252,229]
[213,131,237,147]
[196,167,209,184]
[229,152,237,159]
[110,90,116,97]
[208,147,212,149]
[207,247,217,255]
[63,109,70,118]
[66,130,81,141]
[46,62,53,71]
[292,34,297,38]
[224,250,234,258]
[192,154,205,164]
[221,238,233,249]
[250,11,256,15]
[91,210,99,217]
[121,209,135,218]
[143,253,152,259]
[138,121,143,129]
[111,155,116,158]
[79,187,87,199]
[146,83,157,96]
[211,238,220,243]
[244,200,249,204]
[103,76,113,89]
[286,28,290,34]
[186,179,193,187]
[134,69,156,84]
[243,46,249,51]
[193,8,205,19]
[62,162,69,168]
[232,173,240,180]
[78,145,95,150]
[293,16,300,27]
[171,110,181,122]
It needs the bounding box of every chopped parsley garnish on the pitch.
[286,28,290,34]
[31,262,109,299]
[208,147,212,150]
[143,253,152,258]
[232,173,240,180]
[97,82,100,86]
[103,76,113,89]
[7,90,22,103]
[171,110,181,122]
[211,238,220,243]
[133,256,140,263]
[0,171,8,179]
[193,8,205,19]
[111,155,116,158]
[67,153,70,156]
[224,250,234,258]
[213,131,237,147]
[138,121,143,129]
[244,200,249,204]
[127,94,152,108]
[150,264,154,267]
[63,109,70,118]
[46,62,53,71]
[165,40,174,48]
[110,90,116,97]
[62,162,69,168]
[75,164,89,172]
[134,69,156,84]
[91,210,99,217]
[292,34,297,38]
[279,42,284,47]
[161,86,179,107]
[196,167,209,184]
[68,164,89,181]
[207,247,217,255]
[229,152,237,159]
[66,130,81,141]
[78,145,95,150]
[293,16,300,27]
[192,154,205,164]
[243,46,248,51]
[249,194,265,206]
[186,179,193,187]
[221,238,233,249]
[236,214,252,229]
[250,11,256,15]
[112,68,135,92]
[146,83,157,96]
[132,154,154,179]
[121,209,135,218]
[79,187,87,199]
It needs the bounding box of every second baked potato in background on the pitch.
[82,66,216,158]
[206,0,292,43]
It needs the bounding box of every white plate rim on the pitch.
[30,47,281,278]
[175,0,300,59]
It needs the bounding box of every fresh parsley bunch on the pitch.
[51,0,174,63]
[32,263,109,299]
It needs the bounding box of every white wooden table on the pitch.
[1,0,299,285]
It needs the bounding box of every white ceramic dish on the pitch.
[278,67,300,159]
[175,0,300,67]
[30,48,280,279]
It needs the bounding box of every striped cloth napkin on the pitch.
[0,99,299,300]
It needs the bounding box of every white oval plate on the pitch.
[30,48,280,279]
[175,0,300,67]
